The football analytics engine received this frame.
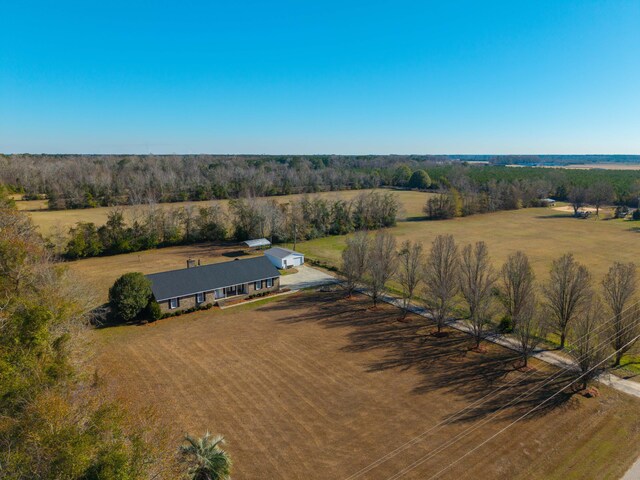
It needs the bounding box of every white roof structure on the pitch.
[243,238,271,248]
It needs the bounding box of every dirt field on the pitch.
[562,163,640,170]
[553,205,599,214]
[94,291,640,479]
[23,189,432,235]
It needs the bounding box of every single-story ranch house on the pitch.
[146,256,281,313]
[264,247,305,269]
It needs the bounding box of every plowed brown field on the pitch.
[94,292,640,480]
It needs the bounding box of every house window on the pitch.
[266,278,274,288]
[196,292,205,303]
[255,281,262,290]
[169,298,178,309]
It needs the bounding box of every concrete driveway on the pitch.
[279,265,339,290]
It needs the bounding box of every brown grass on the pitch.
[69,243,252,304]
[94,292,640,480]
[296,205,640,283]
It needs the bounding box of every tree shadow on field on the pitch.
[260,291,575,422]
[534,213,576,220]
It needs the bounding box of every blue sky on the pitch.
[1,1,639,154]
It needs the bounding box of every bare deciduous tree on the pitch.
[366,232,397,307]
[513,295,544,368]
[587,181,615,217]
[568,186,588,217]
[341,231,370,297]
[571,297,607,389]
[543,253,592,349]
[396,240,423,318]
[460,241,498,348]
[500,251,535,330]
[602,262,639,365]
[423,234,460,335]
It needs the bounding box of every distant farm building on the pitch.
[146,256,280,312]
[265,247,305,269]
[243,238,271,250]
[539,198,556,207]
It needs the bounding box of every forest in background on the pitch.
[3,154,640,210]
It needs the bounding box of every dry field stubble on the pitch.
[94,291,640,480]
[296,205,638,283]
[22,189,431,235]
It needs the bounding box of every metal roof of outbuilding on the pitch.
[243,238,271,248]
[264,247,304,260]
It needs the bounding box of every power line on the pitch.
[381,307,640,480]
[424,330,640,480]
[344,297,640,480]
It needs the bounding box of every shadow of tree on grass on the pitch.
[259,291,576,422]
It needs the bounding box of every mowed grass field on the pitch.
[94,291,640,480]
[22,188,430,235]
[294,206,637,283]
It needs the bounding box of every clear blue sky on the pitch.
[1,1,639,154]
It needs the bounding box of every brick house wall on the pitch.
[158,276,280,313]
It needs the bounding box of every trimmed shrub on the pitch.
[108,273,152,322]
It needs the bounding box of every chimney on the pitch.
[187,258,196,268]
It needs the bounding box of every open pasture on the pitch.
[94,291,640,480]
[25,189,431,235]
[66,203,638,306]
[295,206,639,283]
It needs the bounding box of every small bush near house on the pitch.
[632,209,640,220]
[146,300,162,321]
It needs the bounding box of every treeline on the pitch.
[0,185,235,478]
[342,232,640,380]
[62,191,398,259]
[0,154,446,209]
[425,164,640,206]
[5,154,640,211]
[0,188,171,477]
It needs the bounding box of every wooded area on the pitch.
[4,155,640,210]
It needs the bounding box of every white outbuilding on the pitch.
[264,247,305,269]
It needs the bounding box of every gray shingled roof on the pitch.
[146,256,280,301]
[264,247,304,260]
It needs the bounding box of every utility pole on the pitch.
[293,223,297,251]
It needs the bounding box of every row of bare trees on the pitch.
[60,191,399,259]
[342,233,640,379]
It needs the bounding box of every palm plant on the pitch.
[180,432,232,480]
